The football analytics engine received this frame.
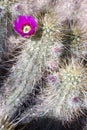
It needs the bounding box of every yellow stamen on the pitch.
[23,25,31,33]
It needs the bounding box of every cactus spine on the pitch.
[0,0,87,130]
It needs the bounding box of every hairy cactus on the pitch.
[19,59,86,123]
[0,0,87,130]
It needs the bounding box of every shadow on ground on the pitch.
[15,114,86,130]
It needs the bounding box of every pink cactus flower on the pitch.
[52,46,63,55]
[49,60,58,70]
[53,47,61,53]
[72,97,79,103]
[14,15,38,37]
[48,74,57,85]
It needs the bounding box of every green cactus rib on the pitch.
[4,12,62,117]
[5,40,47,113]
[44,63,86,120]
[18,61,87,123]
[21,62,86,122]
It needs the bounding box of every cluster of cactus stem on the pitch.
[0,0,87,130]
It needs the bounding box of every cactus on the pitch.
[19,59,86,124]
[0,0,87,130]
